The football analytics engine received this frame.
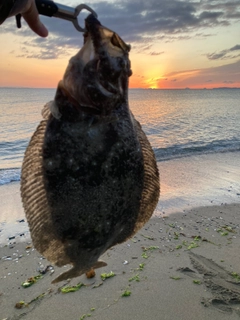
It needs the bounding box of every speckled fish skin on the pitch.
[21,14,159,283]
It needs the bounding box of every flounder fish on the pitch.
[21,14,159,283]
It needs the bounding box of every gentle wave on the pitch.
[154,140,240,161]
[0,168,21,186]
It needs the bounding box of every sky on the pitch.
[0,0,240,89]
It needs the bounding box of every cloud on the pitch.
[149,51,164,56]
[223,80,235,84]
[230,44,240,51]
[207,44,240,60]
[1,0,240,59]
[158,60,240,88]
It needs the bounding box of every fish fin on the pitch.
[41,102,52,119]
[51,266,85,284]
[93,260,107,269]
[51,261,107,283]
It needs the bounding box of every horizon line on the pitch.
[1,86,240,90]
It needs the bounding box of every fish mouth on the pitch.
[59,14,132,114]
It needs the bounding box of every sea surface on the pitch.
[1,88,240,185]
[1,87,240,242]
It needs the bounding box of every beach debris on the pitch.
[193,236,201,241]
[231,272,240,282]
[15,301,26,309]
[17,219,25,223]
[80,314,92,319]
[141,252,149,259]
[61,282,84,293]
[100,271,115,281]
[168,223,175,228]
[140,234,156,240]
[15,289,52,309]
[138,263,145,271]
[85,268,96,278]
[92,282,103,289]
[174,232,179,240]
[187,241,199,250]
[142,245,159,252]
[122,289,131,297]
[170,276,182,280]
[2,255,12,261]
[193,279,201,285]
[123,260,128,265]
[25,245,32,249]
[21,275,43,288]
[129,274,140,282]
[8,236,15,240]
[37,264,54,275]
[215,225,237,237]
[79,308,96,319]
[175,245,182,250]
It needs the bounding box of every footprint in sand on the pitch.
[179,252,240,316]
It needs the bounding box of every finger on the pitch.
[22,1,48,37]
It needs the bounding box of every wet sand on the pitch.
[1,202,240,320]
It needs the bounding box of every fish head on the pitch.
[55,14,132,116]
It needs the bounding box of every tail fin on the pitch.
[51,266,84,284]
[51,260,107,284]
[93,260,107,269]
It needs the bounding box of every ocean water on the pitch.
[0,87,240,185]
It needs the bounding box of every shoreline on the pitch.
[1,203,240,319]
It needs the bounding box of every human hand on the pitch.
[20,0,48,37]
[0,0,48,37]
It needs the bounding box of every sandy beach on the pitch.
[1,195,240,319]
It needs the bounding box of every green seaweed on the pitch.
[122,290,131,297]
[231,272,240,282]
[187,242,199,250]
[21,275,43,288]
[217,228,229,236]
[221,231,229,236]
[168,223,175,228]
[141,252,149,259]
[194,236,201,241]
[223,225,236,233]
[100,271,115,280]
[193,280,201,285]
[61,283,84,293]
[129,274,140,282]
[80,314,92,320]
[176,245,182,250]
[138,263,145,271]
